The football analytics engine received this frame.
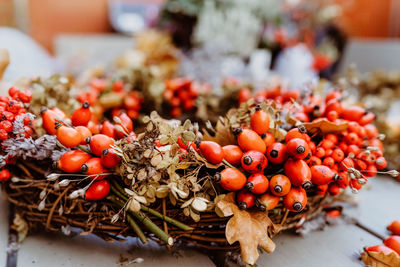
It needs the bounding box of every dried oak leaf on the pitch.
[217,193,276,265]
[361,250,400,267]
[202,118,236,146]
[303,119,348,135]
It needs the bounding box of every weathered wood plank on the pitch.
[17,232,215,267]
[343,175,400,239]
[257,224,381,267]
[0,193,9,266]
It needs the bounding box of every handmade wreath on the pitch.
[1,77,397,265]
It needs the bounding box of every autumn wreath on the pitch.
[1,77,398,265]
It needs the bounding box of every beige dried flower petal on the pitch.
[191,197,208,212]
[142,116,150,124]
[183,119,191,130]
[189,208,200,222]
[156,185,169,198]
[182,131,195,142]
[146,187,156,199]
[159,122,173,135]
[168,192,177,206]
[128,198,141,212]
[183,207,190,217]
[151,154,163,167]
[159,135,169,145]
[137,169,147,181]
[181,198,194,208]
[146,122,154,132]
[173,126,184,136]
[143,149,153,158]
[124,188,135,196]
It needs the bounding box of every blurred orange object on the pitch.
[28,0,111,53]
[335,0,393,37]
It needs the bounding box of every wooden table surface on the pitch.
[0,175,398,267]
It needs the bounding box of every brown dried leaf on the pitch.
[268,128,287,141]
[216,193,276,265]
[303,119,348,135]
[361,250,400,267]
[202,118,236,146]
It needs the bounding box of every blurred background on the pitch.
[1,0,400,81]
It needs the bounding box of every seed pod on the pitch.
[286,138,310,160]
[250,105,270,135]
[261,132,275,148]
[384,236,400,255]
[266,142,287,165]
[316,184,328,196]
[101,148,121,169]
[196,141,224,165]
[222,145,243,165]
[41,107,60,135]
[375,156,387,170]
[310,165,340,185]
[387,220,400,235]
[234,128,266,153]
[284,159,312,189]
[214,168,246,191]
[285,126,307,143]
[245,173,269,194]
[236,190,256,210]
[71,101,91,126]
[81,158,108,180]
[55,124,83,148]
[241,150,268,173]
[85,180,110,201]
[283,187,307,212]
[269,174,291,196]
[328,184,341,196]
[256,193,280,211]
[86,134,114,156]
[58,150,92,173]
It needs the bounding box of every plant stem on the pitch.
[110,182,193,231]
[140,206,193,231]
[110,184,128,202]
[131,211,174,246]
[222,159,237,169]
[111,180,127,197]
[77,145,92,154]
[126,214,148,244]
[107,196,173,245]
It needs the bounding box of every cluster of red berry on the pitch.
[0,87,34,182]
[77,78,143,120]
[41,101,136,201]
[196,89,389,212]
[163,78,209,118]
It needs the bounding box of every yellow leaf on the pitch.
[202,118,236,146]
[217,193,276,265]
[303,119,348,136]
[361,250,400,267]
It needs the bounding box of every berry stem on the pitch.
[222,159,237,169]
[77,145,92,154]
